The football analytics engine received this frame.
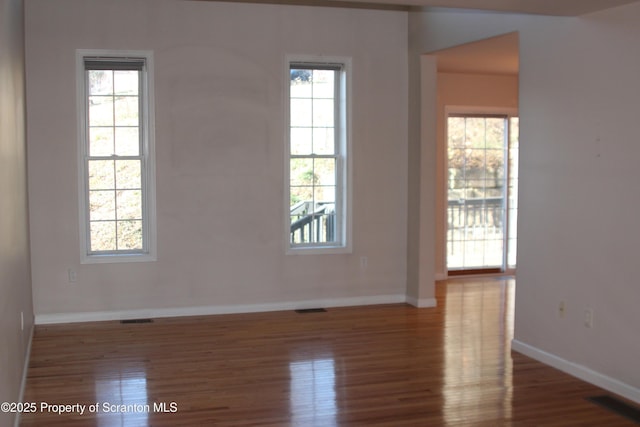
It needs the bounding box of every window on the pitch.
[77,51,156,263]
[445,112,518,273]
[287,58,350,253]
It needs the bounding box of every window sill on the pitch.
[81,252,157,264]
[286,245,352,256]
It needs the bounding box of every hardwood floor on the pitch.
[21,278,637,426]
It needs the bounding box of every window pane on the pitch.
[485,118,505,149]
[484,239,503,266]
[115,160,142,189]
[448,148,465,165]
[114,96,139,126]
[322,213,336,242]
[448,117,465,148]
[507,208,516,227]
[90,127,114,156]
[486,188,503,198]
[290,69,313,98]
[314,186,335,205]
[290,158,314,185]
[117,220,143,250]
[89,190,115,221]
[89,96,114,126]
[114,70,139,95]
[486,147,503,169]
[314,158,335,186]
[448,180,465,201]
[88,160,115,190]
[466,118,486,148]
[312,70,334,98]
[290,186,312,207]
[291,99,312,127]
[90,221,117,252]
[464,149,485,175]
[115,127,139,156]
[117,190,142,219]
[313,128,334,155]
[312,213,336,243]
[313,99,334,127]
[468,188,486,200]
[469,167,481,186]
[88,70,113,95]
[291,128,312,155]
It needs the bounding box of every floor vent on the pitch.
[295,308,327,314]
[120,318,153,324]
[586,395,640,424]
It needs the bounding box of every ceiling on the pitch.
[222,0,639,75]
[327,0,639,16]
[411,0,638,76]
[432,32,519,75]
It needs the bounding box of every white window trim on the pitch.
[76,49,157,264]
[285,55,352,255]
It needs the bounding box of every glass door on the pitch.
[446,114,518,273]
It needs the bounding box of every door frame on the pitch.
[443,105,518,276]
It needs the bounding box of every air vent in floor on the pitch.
[120,318,153,324]
[295,308,327,313]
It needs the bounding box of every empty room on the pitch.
[1,0,639,425]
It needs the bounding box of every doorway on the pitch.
[426,31,520,278]
[446,113,518,274]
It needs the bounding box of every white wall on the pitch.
[0,0,34,424]
[411,6,640,400]
[25,0,409,320]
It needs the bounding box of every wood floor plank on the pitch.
[20,278,637,426]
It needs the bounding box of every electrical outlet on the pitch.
[68,268,77,283]
[558,301,566,318]
[584,308,594,328]
[360,256,368,270]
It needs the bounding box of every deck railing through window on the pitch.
[290,202,335,244]
[447,197,504,265]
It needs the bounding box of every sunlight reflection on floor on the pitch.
[289,357,338,427]
[95,368,149,427]
[443,278,515,426]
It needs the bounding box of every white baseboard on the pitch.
[405,296,437,308]
[15,323,34,427]
[512,339,640,404]
[34,294,409,325]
